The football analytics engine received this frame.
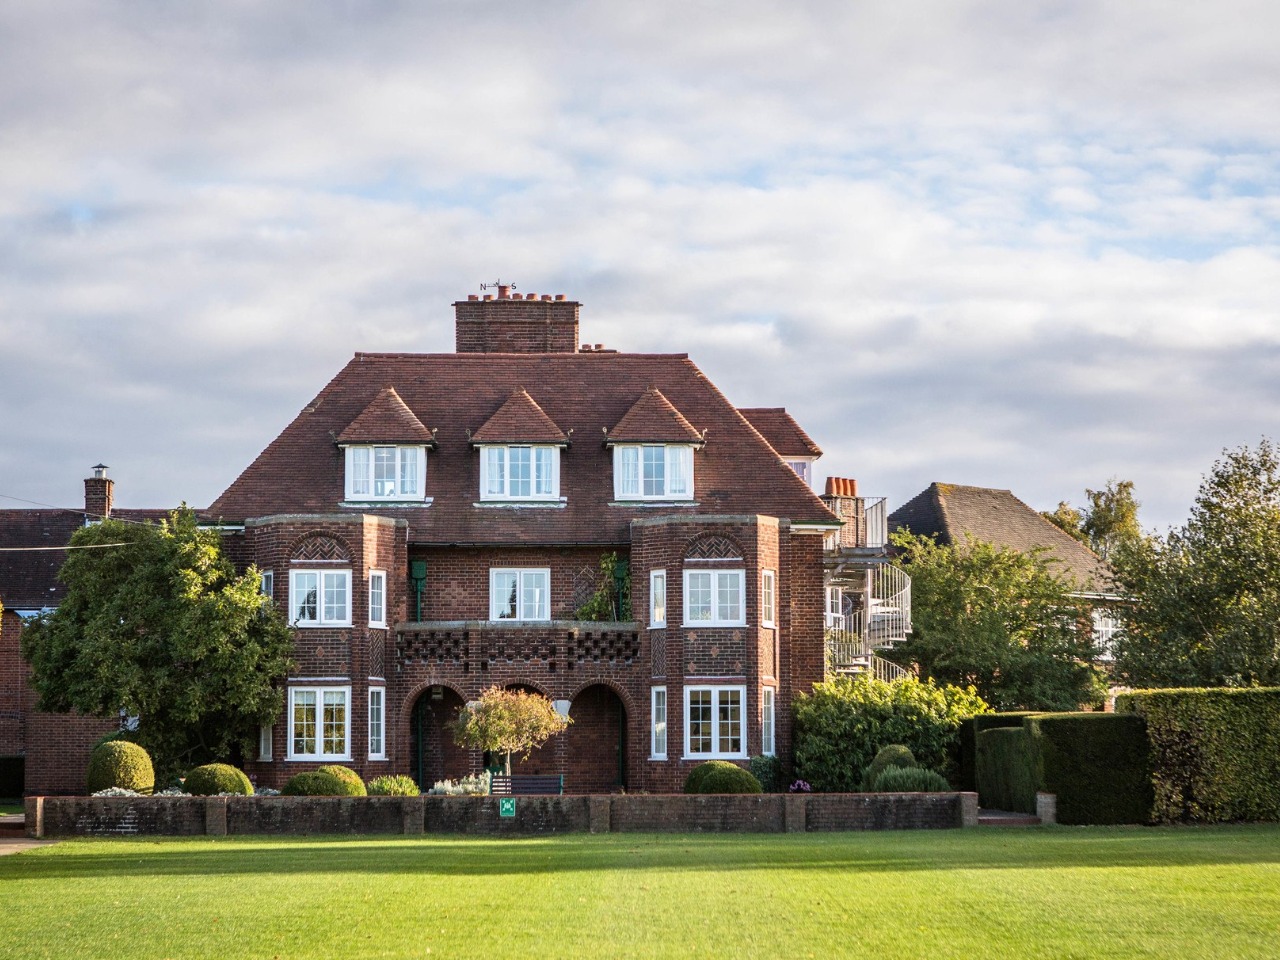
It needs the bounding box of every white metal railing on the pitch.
[822,496,889,550]
[824,630,912,682]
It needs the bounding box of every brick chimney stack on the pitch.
[84,464,113,520]
[454,285,581,354]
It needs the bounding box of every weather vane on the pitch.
[480,280,516,293]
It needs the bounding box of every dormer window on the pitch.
[785,459,814,487]
[613,444,694,500]
[344,445,427,501]
[480,445,560,500]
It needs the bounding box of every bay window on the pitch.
[290,569,351,627]
[685,685,746,759]
[289,686,350,760]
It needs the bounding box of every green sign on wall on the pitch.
[499,798,516,817]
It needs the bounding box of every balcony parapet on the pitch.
[821,495,889,553]
[395,620,642,673]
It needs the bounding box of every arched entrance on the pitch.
[409,685,468,790]
[565,685,627,793]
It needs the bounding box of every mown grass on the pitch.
[2,826,1278,959]
[0,798,23,816]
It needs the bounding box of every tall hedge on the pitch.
[975,727,1037,813]
[1027,713,1153,825]
[1117,687,1280,823]
[955,712,1043,791]
[794,674,989,792]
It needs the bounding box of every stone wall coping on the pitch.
[397,620,641,631]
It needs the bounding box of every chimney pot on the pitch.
[483,294,494,301]
[468,294,479,301]
[497,284,511,299]
[541,294,552,301]
[594,344,603,350]
[554,294,566,301]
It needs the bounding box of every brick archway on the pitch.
[564,683,627,794]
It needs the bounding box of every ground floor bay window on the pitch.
[288,686,351,761]
[684,685,746,759]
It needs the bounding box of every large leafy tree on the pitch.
[886,531,1105,711]
[1042,479,1143,560]
[451,685,571,775]
[1112,440,1280,687]
[21,508,294,780]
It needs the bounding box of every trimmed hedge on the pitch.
[683,761,762,794]
[955,712,1043,791]
[1026,713,1153,825]
[1118,687,1280,824]
[281,770,354,796]
[184,763,254,796]
[860,745,916,791]
[86,741,154,795]
[317,765,367,796]
[975,727,1037,814]
[367,775,420,797]
[872,766,951,793]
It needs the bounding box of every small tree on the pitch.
[451,686,571,775]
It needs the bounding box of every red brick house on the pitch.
[3,287,910,794]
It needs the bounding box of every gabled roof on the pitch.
[738,408,823,458]
[888,482,1113,591]
[606,388,703,446]
[207,353,839,543]
[336,387,435,446]
[0,508,170,609]
[471,388,568,445]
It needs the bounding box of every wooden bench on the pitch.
[489,774,565,796]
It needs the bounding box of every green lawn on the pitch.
[2,826,1278,959]
[0,798,23,816]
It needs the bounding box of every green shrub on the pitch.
[86,741,154,795]
[428,772,491,796]
[683,761,762,794]
[1118,687,1280,824]
[872,766,952,792]
[367,775,421,797]
[282,770,352,796]
[1026,713,1152,825]
[794,674,989,792]
[976,726,1037,814]
[184,763,254,796]
[955,712,1044,791]
[859,744,917,791]
[749,755,783,792]
[316,765,367,796]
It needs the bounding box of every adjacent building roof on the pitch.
[208,353,838,544]
[605,388,703,446]
[888,482,1113,591]
[336,387,436,446]
[471,388,569,445]
[739,408,823,459]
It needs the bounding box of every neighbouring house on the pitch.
[0,468,169,794]
[1,287,911,795]
[887,482,1121,655]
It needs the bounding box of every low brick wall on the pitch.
[28,792,978,838]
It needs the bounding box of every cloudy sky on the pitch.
[2,1,1278,532]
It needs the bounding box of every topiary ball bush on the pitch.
[683,760,763,794]
[367,775,420,797]
[317,765,367,796]
[860,744,917,791]
[184,763,254,796]
[86,741,154,795]
[282,770,349,796]
[871,766,952,793]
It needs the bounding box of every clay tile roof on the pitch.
[825,477,858,498]
[607,388,703,446]
[336,387,435,446]
[738,408,823,458]
[888,482,1114,592]
[471,388,568,445]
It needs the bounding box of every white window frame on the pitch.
[258,722,273,762]
[287,685,352,761]
[489,568,551,621]
[259,569,274,599]
[343,445,428,501]
[649,569,667,628]
[683,569,746,627]
[761,569,776,628]
[1092,608,1122,662]
[784,458,814,487]
[684,685,747,760]
[368,570,386,628]
[290,569,352,627]
[762,687,776,757]
[651,686,667,760]
[478,445,561,501]
[368,687,386,760]
[612,444,694,500]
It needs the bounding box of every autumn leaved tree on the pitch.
[21,508,294,780]
[451,686,571,775]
